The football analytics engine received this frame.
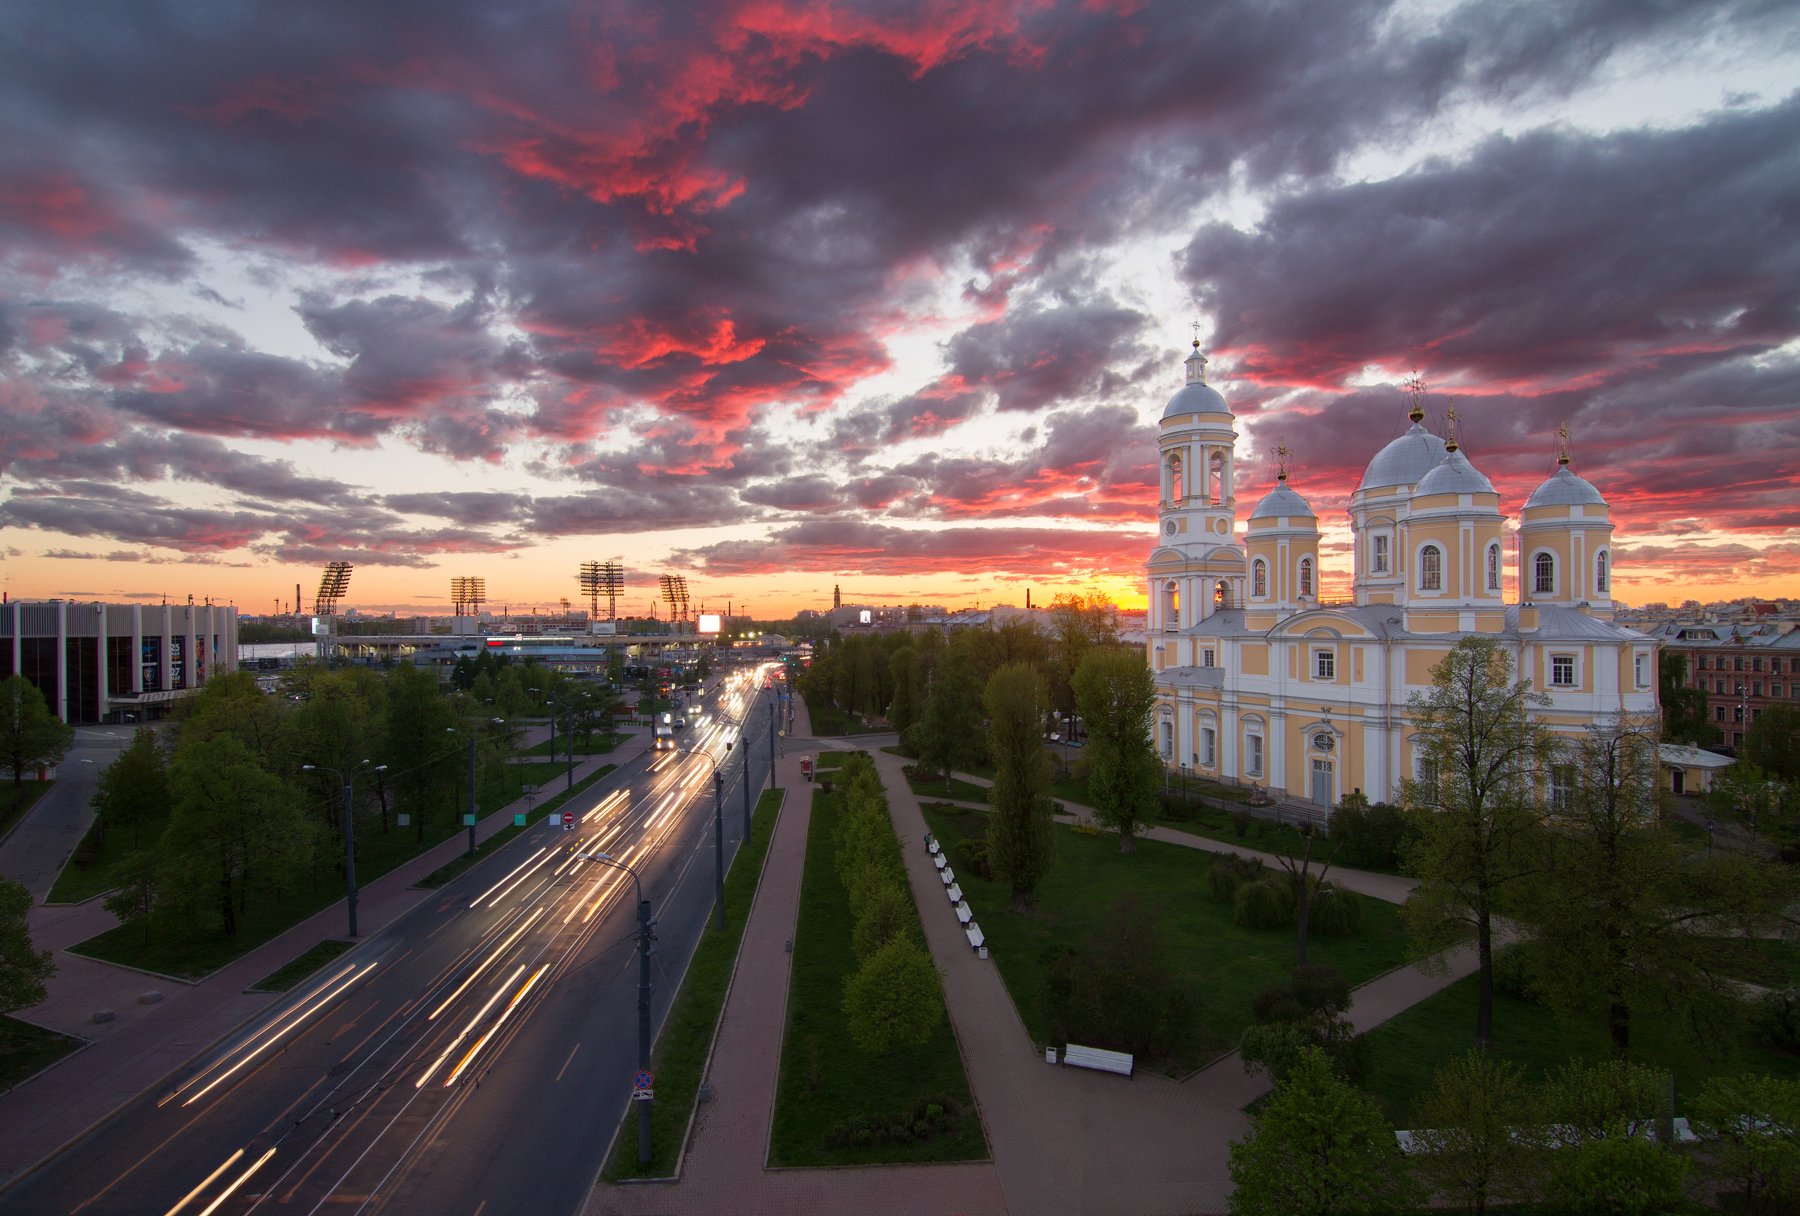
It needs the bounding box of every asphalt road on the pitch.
[0,669,780,1216]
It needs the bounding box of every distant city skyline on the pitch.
[3,1,1797,619]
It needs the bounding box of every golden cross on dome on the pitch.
[1276,442,1290,482]
[1444,402,1459,452]
[1557,421,1571,467]
[1404,371,1426,423]
[1191,318,1202,350]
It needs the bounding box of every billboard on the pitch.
[697,613,723,634]
[859,609,872,625]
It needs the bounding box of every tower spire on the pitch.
[1405,371,1426,424]
[1444,402,1459,453]
[1557,421,1571,467]
[1276,442,1290,483]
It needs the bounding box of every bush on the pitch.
[825,1094,965,1148]
[1233,876,1294,929]
[1039,894,1200,1062]
[1307,882,1362,937]
[953,839,994,881]
[1547,1131,1688,1216]
[1204,854,1265,903]
[1159,792,1198,822]
[1327,796,1414,870]
[1758,987,1800,1053]
[1692,1073,1800,1214]
[1231,808,1252,837]
[843,937,944,1053]
[850,880,914,960]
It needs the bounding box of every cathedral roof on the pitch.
[1413,448,1495,498]
[1524,464,1608,509]
[1161,344,1231,420]
[1359,422,1448,491]
[1249,481,1316,520]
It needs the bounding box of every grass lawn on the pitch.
[904,770,989,804]
[770,787,986,1167]
[812,751,851,771]
[921,803,1411,1073]
[0,1017,83,1094]
[605,789,783,1179]
[804,704,888,737]
[248,939,354,992]
[71,763,615,978]
[0,782,53,840]
[1361,971,1800,1126]
[49,811,171,905]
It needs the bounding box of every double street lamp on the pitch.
[300,760,387,937]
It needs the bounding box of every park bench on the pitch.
[941,866,955,886]
[1061,1044,1134,1077]
[934,852,946,871]
[965,923,985,951]
[955,901,973,926]
[926,836,941,856]
[945,883,962,903]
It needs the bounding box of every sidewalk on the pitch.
[0,728,644,1192]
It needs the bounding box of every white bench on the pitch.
[941,866,955,886]
[927,838,941,856]
[934,852,946,871]
[955,901,973,926]
[1061,1043,1134,1077]
[945,883,962,903]
[965,923,985,951]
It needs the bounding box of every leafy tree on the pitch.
[1536,1058,1686,1215]
[1709,760,1793,849]
[103,852,160,944]
[0,675,75,790]
[842,937,944,1053]
[178,669,287,759]
[0,876,53,1012]
[1240,964,1360,1084]
[91,727,169,850]
[1692,1073,1800,1214]
[1519,716,1796,1057]
[1073,648,1161,852]
[383,663,458,842]
[1228,1047,1418,1216]
[887,646,923,736]
[1327,792,1415,870]
[984,663,1055,912]
[1745,703,1800,784]
[1658,651,1720,748]
[1402,637,1556,1048]
[1410,1050,1537,1215]
[1045,593,1119,726]
[1041,894,1198,1061]
[160,733,317,939]
[914,662,983,791]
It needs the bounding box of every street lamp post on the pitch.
[591,852,655,1167]
[712,769,726,929]
[769,698,778,795]
[301,760,386,936]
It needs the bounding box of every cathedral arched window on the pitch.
[1163,580,1179,630]
[1166,452,1183,505]
[1420,544,1443,592]
[1595,550,1609,594]
[1215,580,1230,609]
[1298,557,1314,599]
[1208,451,1225,504]
[1486,543,1501,592]
[1252,558,1267,598]
[1534,552,1555,596]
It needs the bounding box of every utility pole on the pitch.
[713,769,726,929]
[466,737,477,855]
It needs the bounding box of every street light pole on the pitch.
[592,852,655,1167]
[768,697,778,794]
[712,769,726,929]
[301,761,385,936]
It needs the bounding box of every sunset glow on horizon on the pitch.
[2,2,1797,620]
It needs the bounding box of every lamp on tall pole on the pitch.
[588,851,655,1167]
[301,760,386,936]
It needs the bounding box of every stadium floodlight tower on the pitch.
[579,562,603,620]
[599,561,625,621]
[312,561,354,661]
[658,574,691,632]
[450,577,487,637]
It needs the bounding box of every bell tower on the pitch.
[1157,343,1238,553]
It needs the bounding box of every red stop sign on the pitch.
[562,811,574,824]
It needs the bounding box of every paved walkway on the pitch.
[0,726,643,1192]
[591,718,1480,1216]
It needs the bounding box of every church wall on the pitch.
[1241,644,1268,675]
[1405,647,1450,685]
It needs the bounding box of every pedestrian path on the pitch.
[0,727,639,1192]
[592,718,1480,1216]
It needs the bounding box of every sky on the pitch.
[2,0,1798,621]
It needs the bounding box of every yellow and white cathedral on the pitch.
[1145,343,1659,809]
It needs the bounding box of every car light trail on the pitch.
[161,1148,242,1216]
[426,908,546,1021]
[472,846,563,909]
[165,964,371,1110]
[415,965,526,1089]
[194,1147,275,1216]
[442,964,548,1087]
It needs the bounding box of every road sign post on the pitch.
[562,810,575,831]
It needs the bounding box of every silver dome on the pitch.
[1249,482,1317,520]
[1161,380,1231,420]
[1413,448,1495,498]
[1359,423,1448,491]
[1524,465,1607,509]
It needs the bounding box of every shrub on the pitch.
[1039,894,1201,1062]
[825,1094,964,1148]
[1691,1073,1800,1214]
[1232,808,1252,837]
[843,937,944,1053]
[1204,854,1265,903]
[850,880,913,960]
[1233,876,1294,929]
[1328,795,1414,870]
[1159,792,1197,822]
[953,839,994,881]
[1307,882,1362,937]
[1758,987,1800,1053]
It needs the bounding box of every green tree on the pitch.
[1410,1050,1537,1215]
[1045,594,1119,726]
[1240,964,1359,1084]
[179,670,287,759]
[1536,1058,1686,1215]
[842,937,944,1053]
[887,646,923,736]
[1073,648,1161,852]
[1041,894,1199,1061]
[0,675,75,790]
[1709,760,1792,850]
[1745,703,1800,784]
[1521,716,1795,1057]
[1402,637,1556,1048]
[1228,1047,1417,1216]
[914,663,983,792]
[383,663,459,843]
[160,734,317,939]
[1692,1073,1800,1214]
[0,876,53,1012]
[103,851,160,945]
[91,727,169,850]
[1658,652,1719,748]
[984,663,1055,912]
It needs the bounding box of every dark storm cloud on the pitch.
[670,517,1148,578]
[940,301,1147,412]
[1186,96,1800,387]
[380,491,536,527]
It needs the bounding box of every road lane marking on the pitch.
[555,1043,580,1083]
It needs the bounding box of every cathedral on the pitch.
[1144,343,1659,810]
